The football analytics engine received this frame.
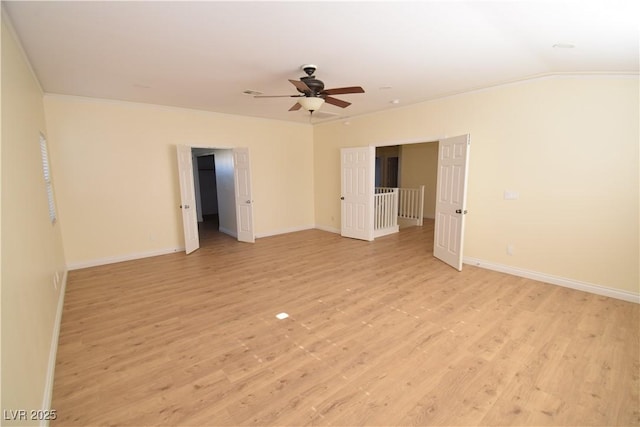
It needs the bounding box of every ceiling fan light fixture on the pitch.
[297,96,325,112]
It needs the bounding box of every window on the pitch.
[39,133,57,224]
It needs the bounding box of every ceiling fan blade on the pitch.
[289,79,312,93]
[254,94,303,98]
[289,103,302,111]
[324,96,351,108]
[322,86,365,95]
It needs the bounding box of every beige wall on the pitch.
[43,96,314,266]
[1,15,67,423]
[399,142,438,218]
[314,76,639,295]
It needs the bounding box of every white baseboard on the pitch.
[218,227,237,238]
[463,257,639,304]
[66,225,320,269]
[40,269,68,426]
[315,224,340,234]
[67,247,184,270]
[255,224,314,239]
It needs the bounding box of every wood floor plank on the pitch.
[50,221,640,426]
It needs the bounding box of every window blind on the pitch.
[39,133,57,224]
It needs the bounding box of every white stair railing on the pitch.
[374,185,425,235]
[398,185,425,226]
[373,188,399,237]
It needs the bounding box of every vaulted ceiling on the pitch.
[4,1,639,124]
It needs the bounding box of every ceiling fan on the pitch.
[255,64,365,113]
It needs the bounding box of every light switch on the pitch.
[504,190,519,200]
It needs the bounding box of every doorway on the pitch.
[191,148,242,245]
[193,154,221,243]
[341,135,470,271]
[177,145,255,254]
[375,145,400,188]
[396,141,438,221]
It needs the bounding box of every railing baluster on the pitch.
[376,185,426,231]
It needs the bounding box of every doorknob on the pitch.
[340,197,345,200]
[455,209,467,214]
[246,200,251,204]
[184,204,190,209]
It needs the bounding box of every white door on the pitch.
[176,145,200,254]
[341,146,374,241]
[233,147,255,243]
[434,134,470,270]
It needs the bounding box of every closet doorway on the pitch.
[177,146,255,254]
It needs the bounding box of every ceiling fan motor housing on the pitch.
[300,76,325,96]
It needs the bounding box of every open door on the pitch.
[341,146,374,241]
[176,145,200,254]
[233,147,255,243]
[434,134,470,270]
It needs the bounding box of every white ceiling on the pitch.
[4,1,639,124]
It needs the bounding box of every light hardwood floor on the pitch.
[52,221,639,426]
